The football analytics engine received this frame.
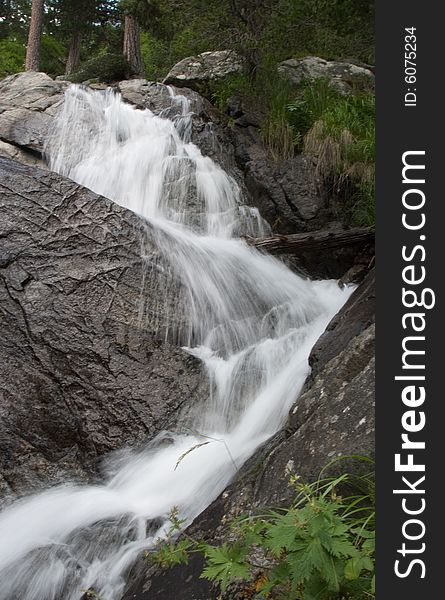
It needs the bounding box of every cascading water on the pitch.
[0,85,353,600]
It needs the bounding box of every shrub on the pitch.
[204,73,252,110]
[40,35,66,78]
[140,31,170,80]
[295,85,375,226]
[149,458,375,599]
[0,38,25,79]
[69,52,129,84]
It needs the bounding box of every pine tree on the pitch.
[120,1,161,76]
[123,13,142,75]
[65,28,82,76]
[25,0,45,71]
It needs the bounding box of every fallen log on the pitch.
[243,227,374,255]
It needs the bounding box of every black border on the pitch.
[376,2,443,596]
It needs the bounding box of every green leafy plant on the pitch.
[149,458,375,599]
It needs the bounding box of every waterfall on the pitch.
[0,85,352,600]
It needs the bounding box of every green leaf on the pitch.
[344,557,363,580]
[328,537,359,559]
[351,527,375,539]
[303,575,331,600]
[201,544,250,592]
[151,540,193,567]
[286,537,327,584]
[362,536,376,554]
[361,555,374,572]
[265,511,302,555]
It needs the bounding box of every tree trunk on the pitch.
[243,228,374,255]
[25,0,45,72]
[123,15,142,76]
[65,30,82,76]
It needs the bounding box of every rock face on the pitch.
[0,72,65,154]
[163,50,244,91]
[242,144,329,233]
[228,101,335,235]
[0,157,207,504]
[278,56,375,94]
[123,269,375,599]
[0,139,45,168]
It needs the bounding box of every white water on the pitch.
[0,86,352,599]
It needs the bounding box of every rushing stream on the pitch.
[0,85,352,599]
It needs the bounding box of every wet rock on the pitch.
[278,56,375,94]
[0,157,207,504]
[163,50,244,91]
[243,148,329,233]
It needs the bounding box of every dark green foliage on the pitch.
[68,52,129,82]
[0,0,31,40]
[0,0,30,77]
[140,30,169,80]
[289,81,375,226]
[40,34,66,76]
[0,33,66,78]
[0,38,25,78]
[1,0,374,85]
[149,460,375,599]
[260,0,374,65]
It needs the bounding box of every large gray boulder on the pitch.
[278,56,375,94]
[163,50,244,91]
[0,157,207,504]
[0,72,65,154]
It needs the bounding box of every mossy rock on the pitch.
[69,53,130,84]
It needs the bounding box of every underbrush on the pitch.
[291,81,375,227]
[149,457,375,600]
[68,52,129,84]
[209,69,375,227]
